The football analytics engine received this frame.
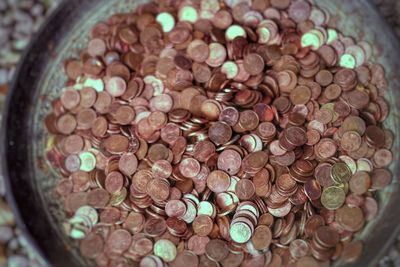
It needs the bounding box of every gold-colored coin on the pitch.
[331,163,352,184]
[321,186,346,210]
[321,103,338,122]
[109,187,127,206]
[336,182,349,194]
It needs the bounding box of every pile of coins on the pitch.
[44,0,394,266]
[0,1,61,266]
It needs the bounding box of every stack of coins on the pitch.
[43,0,395,266]
[310,226,339,261]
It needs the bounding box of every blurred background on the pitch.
[0,0,400,266]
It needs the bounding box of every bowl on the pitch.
[1,0,400,266]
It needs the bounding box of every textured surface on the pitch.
[0,0,399,266]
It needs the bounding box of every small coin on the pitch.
[251,225,272,250]
[230,221,252,244]
[179,158,201,178]
[193,215,213,237]
[321,186,346,210]
[154,239,177,262]
[206,170,231,193]
[205,239,229,262]
[331,162,352,184]
[235,179,255,200]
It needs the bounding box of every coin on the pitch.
[79,233,104,259]
[206,170,230,193]
[217,149,242,175]
[251,225,272,250]
[331,163,352,184]
[321,186,346,210]
[107,229,132,254]
[235,179,255,200]
[335,205,365,232]
[179,158,201,178]
[208,121,232,145]
[349,171,371,195]
[193,215,213,237]
[230,221,252,244]
[243,53,265,75]
[154,239,177,262]
[341,241,363,262]
[205,239,229,262]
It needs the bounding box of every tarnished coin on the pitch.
[331,163,352,184]
[321,186,346,210]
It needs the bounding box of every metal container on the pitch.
[1,0,399,266]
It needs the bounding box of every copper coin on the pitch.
[123,212,145,234]
[152,160,173,179]
[315,163,333,187]
[193,215,214,237]
[314,226,339,248]
[362,197,378,221]
[235,179,255,200]
[207,170,230,193]
[172,250,199,267]
[165,200,187,218]
[144,217,167,237]
[315,69,333,86]
[315,138,337,159]
[107,229,132,253]
[296,256,319,267]
[188,235,210,256]
[57,114,77,135]
[251,225,272,250]
[219,107,240,126]
[179,158,201,178]
[208,122,232,145]
[106,76,127,97]
[373,149,393,167]
[118,153,138,176]
[285,126,307,147]
[335,205,364,232]
[193,141,216,162]
[288,0,311,23]
[243,53,265,75]
[205,239,229,262]
[103,134,129,154]
[80,233,104,259]
[105,171,124,194]
[206,43,227,67]
[188,40,210,63]
[87,188,110,209]
[61,88,81,110]
[290,86,311,105]
[349,171,370,195]
[147,178,170,202]
[220,252,244,267]
[253,169,271,197]
[161,123,182,145]
[340,241,363,262]
[132,170,153,193]
[341,131,362,152]
[304,179,321,200]
[238,110,260,131]
[217,149,242,175]
[370,168,392,190]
